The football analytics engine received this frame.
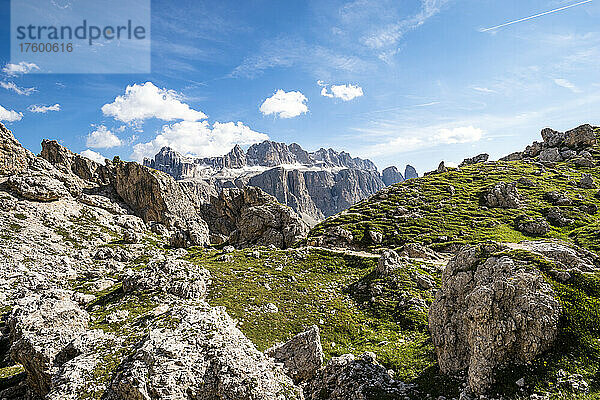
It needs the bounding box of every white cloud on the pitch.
[362,0,448,49]
[80,149,107,165]
[0,81,37,96]
[101,82,207,123]
[472,86,497,93]
[320,83,364,101]
[260,89,308,118]
[2,62,40,76]
[434,126,484,144]
[321,87,334,98]
[86,125,122,149]
[131,120,269,161]
[0,105,23,122]
[28,104,61,113]
[553,78,581,93]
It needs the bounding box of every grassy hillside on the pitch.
[308,127,600,252]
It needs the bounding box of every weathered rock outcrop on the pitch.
[516,216,550,235]
[122,258,211,300]
[460,153,489,167]
[8,290,90,397]
[500,124,597,165]
[7,173,70,202]
[107,305,303,400]
[429,242,562,394]
[482,181,521,209]
[201,186,309,248]
[40,140,110,185]
[112,159,198,225]
[0,122,34,176]
[266,325,324,383]
[304,352,408,400]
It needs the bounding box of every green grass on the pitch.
[186,247,452,395]
[309,128,600,252]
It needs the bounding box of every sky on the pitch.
[0,0,599,173]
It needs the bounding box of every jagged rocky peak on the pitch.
[143,140,418,225]
[0,122,35,176]
[404,164,418,180]
[247,140,302,166]
[381,166,404,186]
[311,147,378,171]
[224,143,247,168]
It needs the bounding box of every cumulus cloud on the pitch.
[434,126,484,144]
[0,81,37,96]
[86,125,122,149]
[28,104,61,113]
[553,78,581,93]
[131,120,269,161]
[101,82,207,123]
[320,83,364,101]
[2,62,40,76]
[80,149,107,165]
[0,105,23,122]
[259,90,308,118]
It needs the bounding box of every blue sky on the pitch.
[0,0,599,173]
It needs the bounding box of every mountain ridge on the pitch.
[144,140,418,225]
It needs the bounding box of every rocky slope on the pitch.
[144,141,418,225]
[2,122,600,400]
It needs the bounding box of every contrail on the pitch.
[480,0,592,32]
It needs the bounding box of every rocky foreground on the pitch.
[0,122,599,399]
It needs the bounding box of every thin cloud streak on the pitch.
[480,0,592,32]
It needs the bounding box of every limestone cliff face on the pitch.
[0,123,35,176]
[144,141,416,225]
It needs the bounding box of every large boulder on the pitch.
[481,182,521,209]
[538,148,562,163]
[564,124,596,149]
[266,325,324,383]
[460,153,489,167]
[107,305,303,400]
[429,243,562,394]
[518,240,600,272]
[304,352,408,400]
[112,159,198,225]
[516,216,551,236]
[0,122,34,176]
[122,258,211,300]
[7,173,70,202]
[541,128,567,148]
[168,218,210,248]
[8,290,90,397]
[202,186,309,248]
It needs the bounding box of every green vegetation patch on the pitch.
[187,247,446,390]
[309,128,600,252]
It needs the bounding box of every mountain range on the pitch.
[144,141,418,225]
